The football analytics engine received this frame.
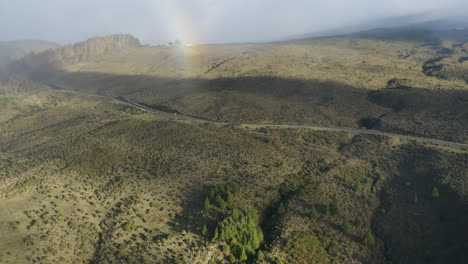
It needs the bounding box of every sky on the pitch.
[0,0,467,44]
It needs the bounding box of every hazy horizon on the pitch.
[1,0,468,45]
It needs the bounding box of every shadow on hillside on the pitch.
[37,70,468,143]
[372,145,468,264]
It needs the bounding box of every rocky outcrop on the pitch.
[6,34,141,79]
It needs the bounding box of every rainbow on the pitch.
[160,1,203,45]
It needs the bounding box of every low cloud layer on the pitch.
[1,0,467,44]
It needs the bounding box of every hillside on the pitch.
[33,30,467,144]
[5,34,140,79]
[0,28,467,264]
[0,85,466,264]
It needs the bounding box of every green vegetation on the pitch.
[309,205,318,219]
[362,232,376,247]
[0,30,467,263]
[432,186,440,199]
[284,231,330,264]
[205,183,239,211]
[213,208,263,259]
[256,249,264,261]
[341,220,351,233]
[204,196,211,210]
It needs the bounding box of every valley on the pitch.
[0,25,467,264]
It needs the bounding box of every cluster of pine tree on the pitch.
[204,183,239,210]
[212,207,264,261]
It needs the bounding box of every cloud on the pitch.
[0,0,466,44]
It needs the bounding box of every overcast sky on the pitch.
[0,0,467,44]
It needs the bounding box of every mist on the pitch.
[1,0,467,44]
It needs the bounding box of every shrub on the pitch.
[121,222,135,231]
[232,184,240,194]
[432,187,439,199]
[341,220,351,233]
[284,231,329,263]
[202,224,208,237]
[229,254,236,263]
[275,257,284,264]
[309,205,318,219]
[362,232,375,247]
[278,202,286,215]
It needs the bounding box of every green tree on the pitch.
[216,194,227,209]
[432,187,439,199]
[204,197,211,210]
[202,224,208,237]
[223,243,230,252]
[226,191,233,203]
[362,232,375,247]
[257,249,264,261]
[239,247,248,261]
[309,205,318,219]
[212,227,219,242]
[341,220,351,233]
[414,192,419,204]
[229,254,236,263]
[209,188,216,200]
[278,202,286,215]
[275,257,284,264]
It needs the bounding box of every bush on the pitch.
[362,232,375,247]
[432,187,439,199]
[202,224,208,237]
[309,205,318,219]
[278,202,286,215]
[229,254,236,263]
[341,220,351,233]
[284,231,330,264]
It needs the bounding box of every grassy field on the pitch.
[0,86,466,263]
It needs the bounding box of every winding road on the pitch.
[49,84,468,149]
